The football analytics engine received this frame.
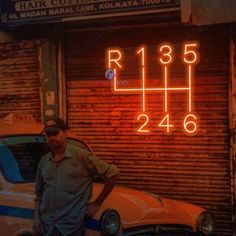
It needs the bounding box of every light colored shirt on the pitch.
[35,142,119,236]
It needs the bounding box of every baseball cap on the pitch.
[43,118,68,133]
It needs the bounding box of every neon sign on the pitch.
[106,42,199,134]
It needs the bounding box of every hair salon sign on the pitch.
[0,0,180,24]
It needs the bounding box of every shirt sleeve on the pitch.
[34,159,44,202]
[85,152,120,178]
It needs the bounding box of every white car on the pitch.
[0,115,214,236]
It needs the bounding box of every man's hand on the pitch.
[32,217,44,236]
[86,201,101,217]
[86,174,119,218]
[33,199,44,236]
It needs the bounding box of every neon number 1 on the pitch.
[137,114,150,133]
[158,114,173,133]
[137,47,145,66]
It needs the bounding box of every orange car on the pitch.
[0,114,214,236]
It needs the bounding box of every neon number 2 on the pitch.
[158,114,173,132]
[184,114,197,134]
[184,43,198,64]
[159,44,173,64]
[137,114,150,133]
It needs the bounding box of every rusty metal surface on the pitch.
[229,34,236,236]
[65,24,232,235]
[181,0,236,25]
[0,40,41,120]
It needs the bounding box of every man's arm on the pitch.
[84,152,120,217]
[86,173,119,217]
[32,199,44,235]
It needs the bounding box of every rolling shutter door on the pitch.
[0,40,42,120]
[65,25,232,235]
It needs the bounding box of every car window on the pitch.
[0,135,92,183]
[0,135,49,183]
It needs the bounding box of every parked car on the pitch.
[0,114,214,236]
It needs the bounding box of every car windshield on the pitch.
[0,135,90,183]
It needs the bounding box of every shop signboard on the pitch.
[0,0,180,25]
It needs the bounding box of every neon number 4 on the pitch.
[137,114,150,133]
[158,114,173,133]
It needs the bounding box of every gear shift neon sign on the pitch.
[106,42,199,134]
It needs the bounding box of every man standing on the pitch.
[33,119,119,236]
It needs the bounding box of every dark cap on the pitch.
[43,118,68,133]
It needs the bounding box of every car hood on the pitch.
[91,183,204,230]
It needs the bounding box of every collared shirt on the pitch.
[35,142,119,236]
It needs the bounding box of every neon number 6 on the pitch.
[137,114,150,133]
[184,114,197,134]
[184,43,198,64]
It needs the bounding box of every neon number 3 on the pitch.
[184,43,198,64]
[159,44,173,64]
[158,114,173,132]
[137,114,150,133]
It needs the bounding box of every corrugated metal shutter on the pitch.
[65,25,232,235]
[0,40,42,120]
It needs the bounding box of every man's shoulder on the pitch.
[67,142,91,159]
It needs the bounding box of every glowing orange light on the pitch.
[159,44,173,64]
[137,114,150,133]
[113,87,190,92]
[188,65,192,112]
[184,114,197,133]
[183,43,199,64]
[137,47,145,66]
[158,114,173,133]
[105,42,200,134]
[164,66,168,112]
[114,68,117,91]
[137,47,146,112]
[108,49,122,68]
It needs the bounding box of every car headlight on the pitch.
[100,209,121,236]
[197,212,215,235]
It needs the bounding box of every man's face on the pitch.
[45,130,67,149]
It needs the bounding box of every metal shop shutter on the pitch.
[0,40,42,120]
[65,25,232,235]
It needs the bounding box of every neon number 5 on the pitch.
[137,114,150,133]
[159,44,173,64]
[184,114,197,134]
[184,43,198,64]
[158,114,173,133]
